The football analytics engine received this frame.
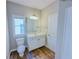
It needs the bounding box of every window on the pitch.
[13,17,25,35]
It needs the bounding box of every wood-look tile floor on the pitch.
[10,46,55,59]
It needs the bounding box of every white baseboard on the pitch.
[10,46,28,53]
[10,48,17,53]
[45,45,55,53]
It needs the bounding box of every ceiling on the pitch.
[7,0,56,9]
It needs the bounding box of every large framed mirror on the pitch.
[26,17,40,33]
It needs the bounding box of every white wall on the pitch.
[40,1,59,33]
[61,6,72,59]
[40,0,59,52]
[41,1,72,59]
[6,20,10,59]
[56,1,72,59]
[7,1,41,50]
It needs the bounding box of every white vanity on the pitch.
[26,17,46,51]
[27,32,46,51]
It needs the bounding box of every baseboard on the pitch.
[45,45,55,53]
[10,48,17,53]
[8,52,10,59]
[10,45,28,53]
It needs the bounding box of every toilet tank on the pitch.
[16,38,24,46]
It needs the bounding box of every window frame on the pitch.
[12,15,26,37]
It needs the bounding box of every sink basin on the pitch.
[27,33,35,37]
[27,32,46,37]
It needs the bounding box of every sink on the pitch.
[35,32,45,36]
[27,32,46,37]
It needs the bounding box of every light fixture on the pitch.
[29,15,38,20]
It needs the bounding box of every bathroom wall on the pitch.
[41,1,72,59]
[6,19,10,59]
[62,6,72,59]
[40,0,59,33]
[56,1,72,59]
[40,0,59,50]
[7,1,41,50]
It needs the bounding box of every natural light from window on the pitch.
[14,17,24,35]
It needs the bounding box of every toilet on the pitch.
[16,38,25,57]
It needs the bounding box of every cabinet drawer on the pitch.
[27,38,38,46]
[27,37,39,51]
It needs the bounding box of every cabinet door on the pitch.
[37,35,45,47]
[27,36,45,51]
[27,37,39,51]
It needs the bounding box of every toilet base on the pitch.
[19,53,24,57]
[17,45,25,57]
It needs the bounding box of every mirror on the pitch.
[26,18,40,33]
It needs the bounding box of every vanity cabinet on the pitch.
[27,35,45,51]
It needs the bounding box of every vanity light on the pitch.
[29,15,38,20]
